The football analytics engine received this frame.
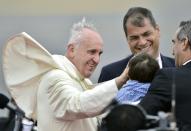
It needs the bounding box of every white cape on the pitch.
[2,32,60,120]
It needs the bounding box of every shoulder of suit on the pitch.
[157,67,175,76]
[102,55,133,69]
[161,54,174,61]
[160,54,175,67]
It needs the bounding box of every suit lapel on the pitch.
[160,54,175,68]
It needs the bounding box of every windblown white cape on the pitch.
[3,32,60,119]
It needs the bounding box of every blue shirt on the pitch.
[116,80,150,104]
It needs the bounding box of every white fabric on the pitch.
[2,32,118,131]
[37,55,118,131]
[156,54,162,69]
[183,59,191,65]
[2,32,60,119]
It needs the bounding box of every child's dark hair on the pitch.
[128,53,159,83]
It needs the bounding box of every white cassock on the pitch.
[2,32,118,131]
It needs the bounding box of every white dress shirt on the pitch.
[156,54,163,69]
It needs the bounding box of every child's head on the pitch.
[98,104,146,131]
[128,53,159,83]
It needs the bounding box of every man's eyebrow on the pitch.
[129,35,139,39]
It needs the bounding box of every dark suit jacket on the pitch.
[139,61,191,131]
[98,54,175,82]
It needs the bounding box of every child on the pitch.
[116,53,159,104]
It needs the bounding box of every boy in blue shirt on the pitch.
[116,53,159,104]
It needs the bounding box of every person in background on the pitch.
[98,7,174,83]
[139,20,191,131]
[116,53,159,104]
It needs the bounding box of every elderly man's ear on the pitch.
[66,44,75,58]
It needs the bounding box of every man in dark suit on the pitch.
[139,20,191,131]
[98,7,174,83]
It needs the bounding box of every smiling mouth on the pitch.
[88,64,97,70]
[139,45,151,53]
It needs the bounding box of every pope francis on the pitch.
[2,19,129,131]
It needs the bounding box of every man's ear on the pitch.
[155,24,160,37]
[67,44,75,58]
[155,24,160,31]
[182,37,190,51]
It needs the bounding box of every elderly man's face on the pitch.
[71,28,103,78]
[126,18,160,59]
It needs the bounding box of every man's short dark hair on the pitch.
[128,53,159,83]
[123,7,157,37]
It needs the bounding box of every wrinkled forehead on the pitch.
[76,28,103,49]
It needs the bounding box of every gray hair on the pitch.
[177,20,191,48]
[68,18,97,45]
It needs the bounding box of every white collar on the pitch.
[156,54,163,69]
[183,59,191,65]
[53,55,85,80]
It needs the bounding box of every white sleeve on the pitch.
[39,69,118,120]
